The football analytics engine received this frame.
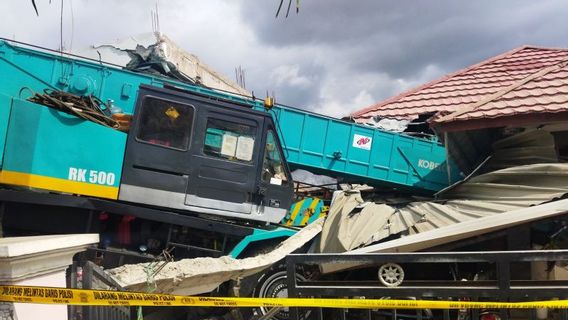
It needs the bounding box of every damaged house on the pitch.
[321,46,568,259]
[74,32,250,96]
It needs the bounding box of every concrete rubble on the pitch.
[107,218,323,295]
[74,32,250,97]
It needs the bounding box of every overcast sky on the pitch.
[1,0,567,117]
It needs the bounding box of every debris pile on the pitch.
[107,218,323,295]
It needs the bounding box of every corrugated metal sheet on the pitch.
[482,129,559,172]
[320,198,568,274]
[351,46,568,130]
[319,163,568,253]
[447,127,560,175]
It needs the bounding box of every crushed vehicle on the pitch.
[3,35,566,320]
[0,37,455,319]
[297,45,568,320]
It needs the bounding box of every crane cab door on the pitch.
[184,109,263,217]
[119,85,287,223]
[256,124,294,221]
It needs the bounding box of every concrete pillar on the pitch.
[0,234,99,320]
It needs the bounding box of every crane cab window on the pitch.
[203,119,256,163]
[136,97,194,150]
[262,130,288,185]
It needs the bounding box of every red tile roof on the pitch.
[352,46,568,132]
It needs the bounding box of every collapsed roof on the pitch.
[351,46,568,175]
[319,162,568,253]
[320,46,568,269]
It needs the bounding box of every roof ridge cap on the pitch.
[519,45,568,51]
[351,46,528,118]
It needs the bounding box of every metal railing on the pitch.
[68,261,131,320]
[286,250,568,320]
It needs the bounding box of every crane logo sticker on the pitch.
[418,159,445,172]
[352,134,372,150]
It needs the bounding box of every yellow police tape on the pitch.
[1,285,568,309]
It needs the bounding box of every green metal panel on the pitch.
[272,106,461,192]
[2,98,126,189]
[0,39,461,194]
[0,93,13,167]
[229,227,297,258]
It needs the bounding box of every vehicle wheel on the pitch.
[378,263,404,287]
[228,238,314,320]
[252,265,310,320]
[231,264,310,320]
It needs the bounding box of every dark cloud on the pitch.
[242,0,568,80]
[1,1,568,117]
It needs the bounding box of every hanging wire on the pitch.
[59,0,64,52]
[69,0,74,52]
[137,248,174,320]
[276,0,300,18]
[275,0,284,18]
[151,1,161,34]
[285,0,292,18]
[31,0,39,15]
[155,1,161,33]
[28,89,120,129]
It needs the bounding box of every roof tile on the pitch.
[353,46,568,129]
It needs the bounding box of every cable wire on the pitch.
[28,89,120,129]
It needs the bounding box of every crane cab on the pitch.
[118,85,294,223]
